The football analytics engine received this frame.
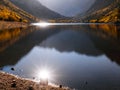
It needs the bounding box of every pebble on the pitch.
[11,68,15,71]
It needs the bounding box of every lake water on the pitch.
[0,23,120,90]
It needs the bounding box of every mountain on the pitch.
[0,0,38,22]
[10,0,64,19]
[85,0,114,15]
[77,0,120,23]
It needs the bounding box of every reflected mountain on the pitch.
[40,30,102,56]
[39,24,120,64]
[0,24,120,68]
[0,26,61,67]
[0,27,32,52]
[87,24,120,65]
[0,26,36,67]
[1,24,120,90]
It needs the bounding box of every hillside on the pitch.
[0,0,38,22]
[10,0,64,19]
[86,0,114,15]
[93,8,120,23]
[77,0,120,23]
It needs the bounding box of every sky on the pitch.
[37,0,95,16]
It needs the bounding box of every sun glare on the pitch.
[32,22,50,27]
[31,22,83,27]
[39,22,50,27]
[38,69,51,80]
[34,66,56,83]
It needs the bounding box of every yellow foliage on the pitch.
[89,8,120,23]
[0,28,20,42]
[90,19,97,23]
[99,8,120,23]
[89,24,119,38]
[0,5,28,22]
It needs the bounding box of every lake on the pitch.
[0,23,120,90]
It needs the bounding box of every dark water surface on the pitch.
[0,24,120,90]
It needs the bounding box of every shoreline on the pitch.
[0,21,29,30]
[0,71,70,90]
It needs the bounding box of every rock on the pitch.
[59,85,62,88]
[28,85,34,90]
[11,68,15,71]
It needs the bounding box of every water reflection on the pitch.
[0,26,35,67]
[1,24,120,89]
[0,27,34,52]
[0,26,61,67]
[40,29,102,56]
[3,46,120,89]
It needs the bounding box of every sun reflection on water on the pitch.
[33,66,57,84]
[31,22,86,28]
[31,22,50,27]
[38,69,51,80]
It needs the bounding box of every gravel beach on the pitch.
[0,71,70,90]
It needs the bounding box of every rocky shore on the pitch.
[0,71,70,90]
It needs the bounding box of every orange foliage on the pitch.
[0,5,28,22]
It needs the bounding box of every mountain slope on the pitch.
[10,0,64,19]
[96,8,120,23]
[86,0,114,14]
[77,0,120,23]
[0,0,38,22]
